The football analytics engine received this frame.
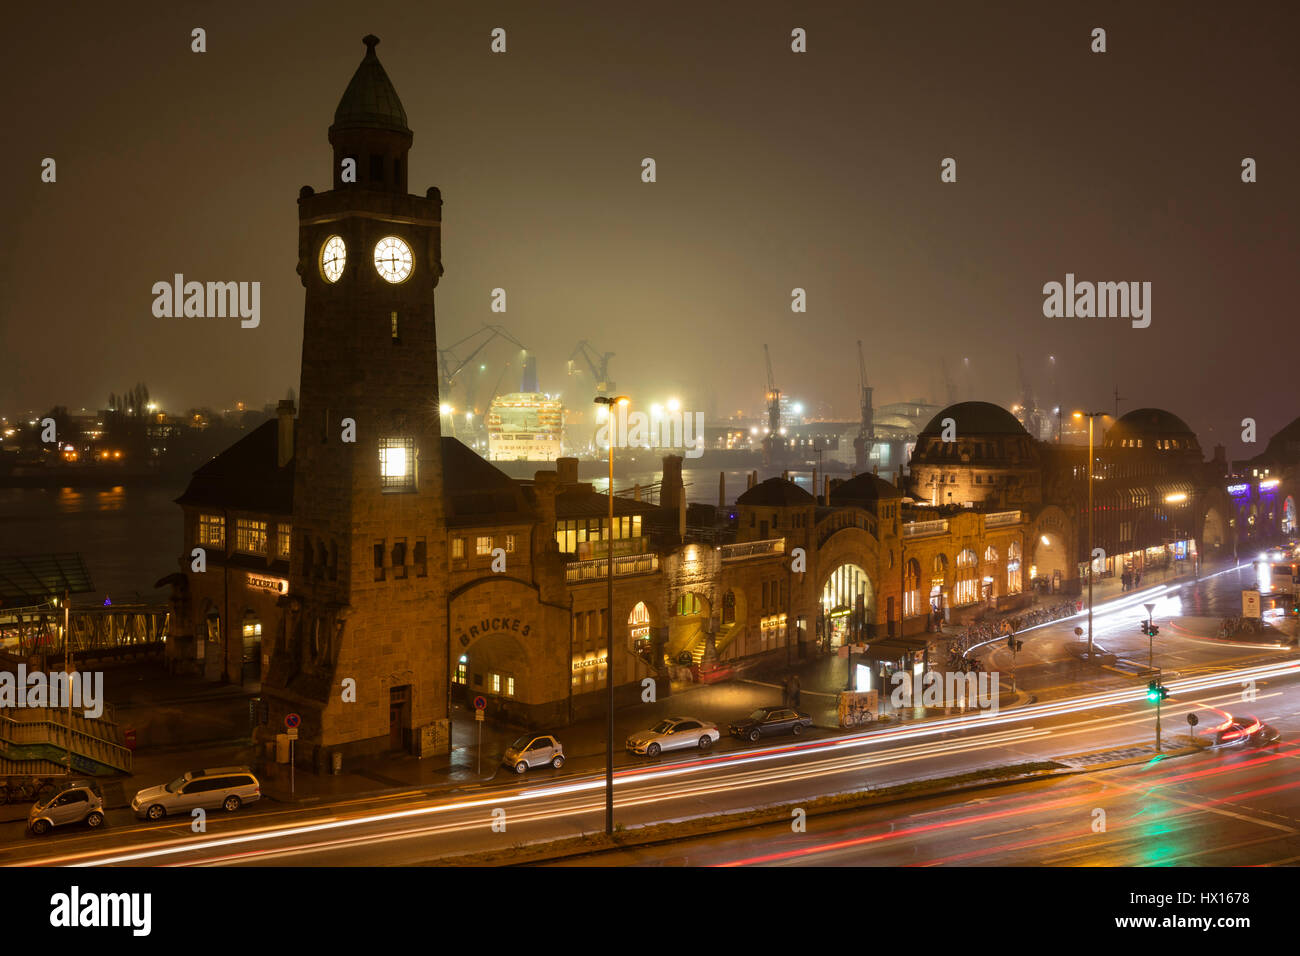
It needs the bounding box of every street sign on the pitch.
[473,696,487,711]
[287,727,299,739]
[1242,589,1261,619]
[475,709,484,722]
[285,712,301,729]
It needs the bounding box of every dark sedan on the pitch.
[729,706,813,742]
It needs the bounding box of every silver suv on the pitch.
[28,782,105,835]
[131,766,261,820]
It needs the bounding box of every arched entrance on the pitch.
[820,563,874,648]
[929,554,949,624]
[1033,532,1068,593]
[629,601,652,661]
[1202,505,1229,552]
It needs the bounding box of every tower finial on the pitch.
[363,34,379,53]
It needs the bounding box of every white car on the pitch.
[626,716,720,756]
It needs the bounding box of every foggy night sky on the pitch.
[2,1,1297,459]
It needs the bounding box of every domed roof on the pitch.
[829,472,903,507]
[332,36,410,134]
[920,402,1028,437]
[736,477,814,507]
[1104,408,1198,448]
[1262,416,1300,463]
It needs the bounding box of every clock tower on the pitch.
[264,35,450,763]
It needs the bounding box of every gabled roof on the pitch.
[331,35,410,134]
[736,477,814,507]
[176,421,293,514]
[442,439,535,526]
[829,472,903,507]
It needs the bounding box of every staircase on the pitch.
[0,708,132,776]
[688,622,742,665]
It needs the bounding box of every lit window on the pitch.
[491,673,501,693]
[277,523,291,559]
[198,514,225,548]
[454,656,467,685]
[506,676,515,697]
[379,438,415,491]
[235,518,267,555]
[476,536,492,556]
[505,534,515,553]
[452,538,465,559]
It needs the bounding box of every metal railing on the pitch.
[565,552,660,583]
[984,510,1021,528]
[719,538,785,561]
[903,519,948,538]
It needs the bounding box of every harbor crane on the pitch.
[567,341,615,395]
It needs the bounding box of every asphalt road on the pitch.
[3,562,1294,867]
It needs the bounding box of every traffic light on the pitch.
[1006,636,1023,652]
[1149,624,1159,638]
[1146,681,1169,702]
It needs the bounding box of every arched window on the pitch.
[955,550,978,605]
[932,554,948,575]
[984,545,999,563]
[1007,540,1023,593]
[629,602,651,658]
[904,558,922,617]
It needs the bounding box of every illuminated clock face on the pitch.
[321,235,346,283]
[374,236,413,283]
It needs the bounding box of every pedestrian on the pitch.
[791,674,801,708]
[782,676,790,706]
[1136,570,1142,588]
[1121,569,1129,591]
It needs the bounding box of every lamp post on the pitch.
[1074,411,1105,660]
[594,394,629,836]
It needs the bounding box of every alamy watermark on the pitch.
[0,665,104,718]
[1042,273,1150,328]
[596,405,705,459]
[151,274,260,328]
[890,669,1000,714]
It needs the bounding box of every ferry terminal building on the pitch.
[161,37,1273,770]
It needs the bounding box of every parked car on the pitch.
[729,706,813,742]
[626,717,720,756]
[503,734,565,774]
[131,766,261,820]
[28,782,105,835]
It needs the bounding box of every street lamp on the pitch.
[594,394,629,836]
[1074,411,1106,659]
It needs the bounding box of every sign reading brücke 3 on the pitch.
[457,616,532,646]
